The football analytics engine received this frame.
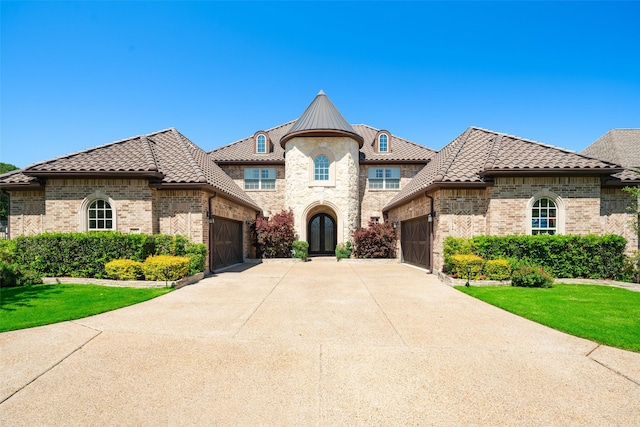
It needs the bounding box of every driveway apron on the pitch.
[1,260,639,426]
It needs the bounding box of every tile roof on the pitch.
[281,90,364,146]
[0,129,261,211]
[582,129,640,168]
[0,170,41,188]
[209,122,435,164]
[384,127,624,211]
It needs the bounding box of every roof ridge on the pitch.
[435,128,471,181]
[171,129,208,183]
[140,135,160,172]
[210,120,296,153]
[484,134,503,170]
[353,124,435,152]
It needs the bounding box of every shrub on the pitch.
[0,240,41,287]
[511,265,554,288]
[623,250,640,283]
[104,259,145,280]
[184,242,207,275]
[335,241,352,260]
[352,221,396,258]
[443,236,473,271]
[292,240,309,259]
[142,255,190,281]
[484,259,511,280]
[442,234,627,280]
[449,254,485,279]
[256,210,296,258]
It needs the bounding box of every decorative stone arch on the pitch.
[526,189,565,235]
[300,200,344,245]
[308,147,336,187]
[78,191,117,232]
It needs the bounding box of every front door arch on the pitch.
[308,213,336,255]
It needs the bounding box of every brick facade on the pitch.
[358,164,424,227]
[219,164,285,217]
[387,177,639,272]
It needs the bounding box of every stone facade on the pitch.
[284,136,360,243]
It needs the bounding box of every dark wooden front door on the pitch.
[401,217,431,269]
[209,216,243,271]
[308,213,336,255]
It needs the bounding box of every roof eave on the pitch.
[0,182,45,191]
[479,168,624,177]
[383,181,489,213]
[23,170,164,179]
[280,130,365,148]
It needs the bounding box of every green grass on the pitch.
[456,284,640,353]
[0,284,173,332]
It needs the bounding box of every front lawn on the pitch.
[456,284,640,353]
[0,284,172,332]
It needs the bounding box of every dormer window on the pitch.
[256,134,267,153]
[374,131,391,153]
[379,134,389,152]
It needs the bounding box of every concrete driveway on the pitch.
[1,260,639,426]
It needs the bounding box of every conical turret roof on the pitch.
[281,90,364,147]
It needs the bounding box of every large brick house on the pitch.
[1,91,638,272]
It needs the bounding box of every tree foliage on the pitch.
[352,220,396,258]
[255,210,295,258]
[0,162,20,219]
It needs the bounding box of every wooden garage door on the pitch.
[401,217,431,269]
[210,216,243,271]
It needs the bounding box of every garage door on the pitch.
[210,216,243,271]
[401,217,431,269]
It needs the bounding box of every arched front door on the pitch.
[308,213,336,255]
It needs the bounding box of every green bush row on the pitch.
[444,234,627,280]
[3,232,206,286]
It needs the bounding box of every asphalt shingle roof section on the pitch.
[209,122,435,164]
[280,90,365,147]
[582,129,640,169]
[384,127,624,212]
[0,128,260,212]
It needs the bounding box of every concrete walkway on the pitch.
[1,260,639,426]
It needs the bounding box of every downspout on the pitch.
[425,192,435,273]
[207,193,216,273]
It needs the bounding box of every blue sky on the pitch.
[2,1,639,168]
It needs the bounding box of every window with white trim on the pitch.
[378,134,389,152]
[88,199,114,230]
[314,155,330,181]
[244,168,276,190]
[531,197,557,235]
[256,134,267,153]
[368,167,400,189]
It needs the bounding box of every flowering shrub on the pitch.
[511,265,554,288]
[352,221,396,258]
[255,210,295,258]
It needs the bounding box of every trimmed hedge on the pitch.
[7,232,206,284]
[105,259,145,280]
[449,254,484,279]
[142,255,190,281]
[443,234,627,280]
[484,259,511,280]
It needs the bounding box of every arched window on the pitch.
[531,197,557,235]
[256,134,266,153]
[314,155,329,181]
[88,199,114,230]
[378,133,389,152]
